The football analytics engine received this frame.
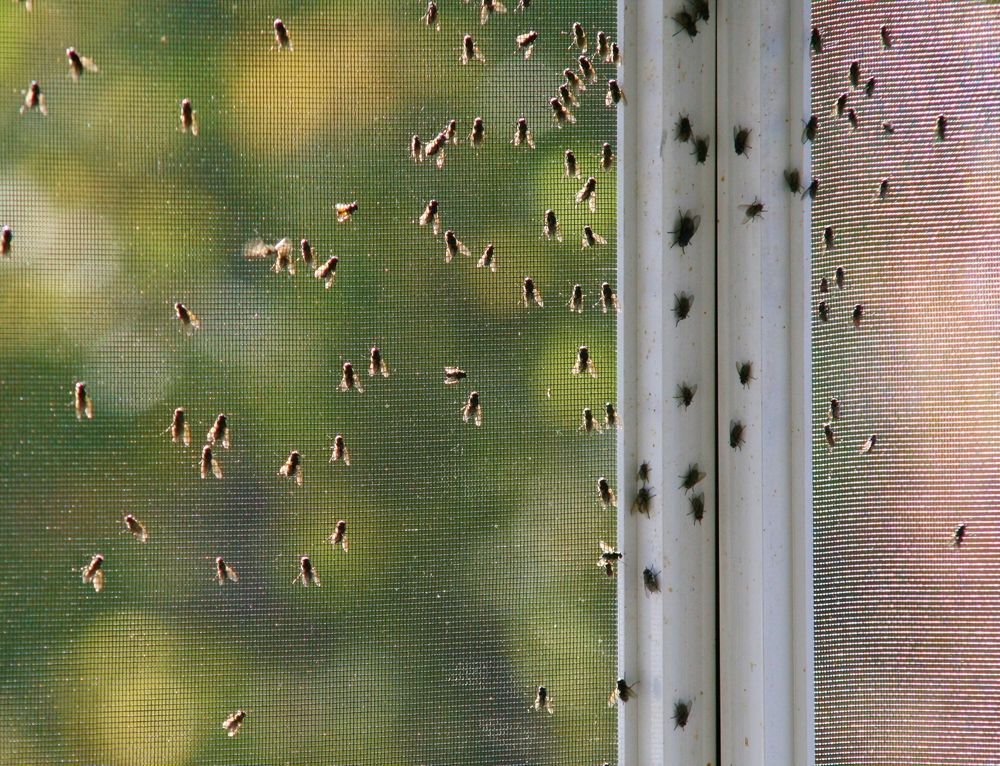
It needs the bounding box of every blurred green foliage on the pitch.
[0,1,618,763]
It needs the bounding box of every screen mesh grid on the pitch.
[0,2,618,763]
[812,1,1000,763]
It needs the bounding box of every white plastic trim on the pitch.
[618,1,718,764]
[716,1,814,766]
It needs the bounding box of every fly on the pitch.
[533,685,555,714]
[730,420,746,450]
[675,114,693,143]
[608,677,636,705]
[688,493,706,523]
[558,83,579,107]
[461,34,485,64]
[575,176,597,213]
[563,68,586,93]
[200,445,222,480]
[643,566,661,594]
[802,114,817,143]
[601,142,615,170]
[423,1,441,31]
[66,47,98,80]
[859,434,877,454]
[74,381,94,420]
[180,98,199,136]
[81,554,104,592]
[444,230,471,263]
[785,168,802,194]
[577,55,597,83]
[522,277,544,308]
[123,514,148,542]
[631,485,654,516]
[935,114,948,140]
[20,81,47,116]
[953,524,967,548]
[299,238,314,268]
[477,243,497,271]
[335,201,359,223]
[550,97,576,125]
[597,540,623,577]
[673,699,693,730]
[824,423,836,450]
[469,117,486,146]
[564,150,580,179]
[329,520,349,551]
[516,30,537,59]
[675,382,696,408]
[829,398,840,420]
[293,555,320,585]
[278,450,304,485]
[572,345,597,377]
[670,210,700,251]
[513,117,535,148]
[605,79,626,107]
[174,302,201,333]
[543,209,562,241]
[597,477,617,507]
[598,282,619,314]
[568,284,584,313]
[810,25,823,54]
[680,463,706,492]
[734,126,752,157]
[596,31,610,60]
[207,414,231,449]
[582,226,607,249]
[330,435,350,466]
[848,60,861,88]
[480,0,506,25]
[272,18,292,51]
[567,21,587,51]
[852,303,863,327]
[368,346,390,378]
[314,256,338,289]
[417,199,441,236]
[579,407,602,433]
[673,292,693,324]
[222,710,246,737]
[742,198,765,222]
[604,402,619,430]
[215,557,239,585]
[737,361,754,387]
[673,8,698,38]
[339,362,364,393]
[692,136,709,164]
[463,391,483,426]
[444,367,467,385]
[167,407,191,446]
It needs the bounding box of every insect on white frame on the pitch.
[616,0,812,764]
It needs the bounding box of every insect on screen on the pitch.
[0,1,619,763]
[812,1,1000,763]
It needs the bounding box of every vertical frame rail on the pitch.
[717,0,814,764]
[618,1,717,763]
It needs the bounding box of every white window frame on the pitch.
[616,1,813,763]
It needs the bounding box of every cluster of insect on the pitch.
[4,0,631,745]
[812,23,907,468]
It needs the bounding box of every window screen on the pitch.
[0,2,619,763]
[812,1,1000,762]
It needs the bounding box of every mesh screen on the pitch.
[812,1,1000,762]
[0,2,618,763]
